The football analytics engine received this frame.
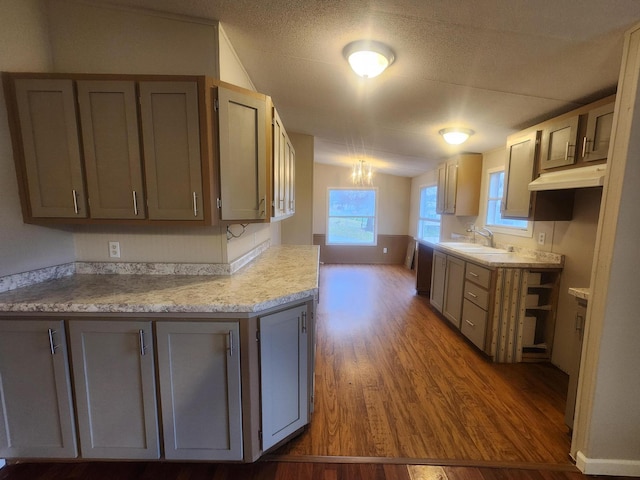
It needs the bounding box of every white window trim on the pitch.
[484,166,534,238]
[326,187,379,246]
[417,183,440,240]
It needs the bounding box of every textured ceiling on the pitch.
[89,0,640,176]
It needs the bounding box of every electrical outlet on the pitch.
[537,232,546,245]
[108,241,121,258]
[383,247,388,254]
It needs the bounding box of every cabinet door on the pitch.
[435,164,446,214]
[444,161,458,214]
[0,320,77,458]
[430,251,447,312]
[139,81,203,221]
[156,321,243,461]
[69,321,159,459]
[539,115,580,169]
[77,81,145,219]
[286,137,296,215]
[461,299,488,350]
[14,79,87,218]
[218,87,268,221]
[272,107,286,218]
[443,256,465,328]
[502,130,539,218]
[582,102,614,162]
[260,305,309,452]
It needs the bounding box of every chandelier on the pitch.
[351,159,373,186]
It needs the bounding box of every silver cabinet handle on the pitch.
[465,319,475,327]
[301,311,307,333]
[139,329,147,356]
[564,141,570,161]
[582,136,588,158]
[132,191,139,216]
[48,328,59,355]
[192,192,198,217]
[72,190,79,214]
[467,291,478,298]
[469,271,479,278]
[575,313,585,332]
[227,330,233,357]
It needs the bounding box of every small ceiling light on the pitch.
[343,40,395,78]
[439,128,474,145]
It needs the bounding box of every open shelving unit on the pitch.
[521,269,562,361]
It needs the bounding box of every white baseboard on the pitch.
[577,451,640,476]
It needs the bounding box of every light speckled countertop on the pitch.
[0,245,319,314]
[568,287,590,300]
[419,239,564,269]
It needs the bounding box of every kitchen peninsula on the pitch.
[0,245,319,464]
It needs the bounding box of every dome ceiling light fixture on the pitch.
[343,40,395,78]
[439,128,475,145]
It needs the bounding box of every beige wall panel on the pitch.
[46,0,218,76]
[73,227,226,263]
[218,25,255,91]
[282,132,313,245]
[226,224,273,263]
[313,163,411,236]
[0,0,76,277]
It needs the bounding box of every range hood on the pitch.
[528,164,607,191]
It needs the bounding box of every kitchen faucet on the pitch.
[467,225,494,247]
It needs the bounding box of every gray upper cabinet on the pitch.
[444,161,458,214]
[539,115,580,170]
[69,320,159,460]
[259,304,309,452]
[217,86,268,221]
[77,81,145,219]
[139,81,204,221]
[13,79,87,218]
[582,101,615,162]
[435,154,482,216]
[272,107,296,220]
[156,321,243,461]
[0,320,77,459]
[502,130,539,219]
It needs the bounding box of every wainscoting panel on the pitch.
[313,235,412,265]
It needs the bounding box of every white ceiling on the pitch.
[91,0,640,177]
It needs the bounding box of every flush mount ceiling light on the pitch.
[343,40,395,78]
[439,128,475,145]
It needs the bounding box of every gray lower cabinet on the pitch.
[259,305,309,452]
[69,320,159,459]
[442,255,465,328]
[430,250,447,312]
[0,320,77,458]
[155,321,243,461]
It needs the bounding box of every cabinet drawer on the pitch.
[464,281,489,310]
[465,263,491,289]
[461,299,488,350]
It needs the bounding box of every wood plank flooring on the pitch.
[272,264,572,464]
[0,265,632,479]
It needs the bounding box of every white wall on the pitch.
[282,132,314,245]
[313,163,411,236]
[0,0,76,277]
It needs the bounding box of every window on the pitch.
[327,188,377,245]
[417,185,440,240]
[485,168,532,236]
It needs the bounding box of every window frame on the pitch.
[417,184,441,241]
[484,166,533,238]
[326,187,378,246]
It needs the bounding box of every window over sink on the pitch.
[485,167,533,237]
[417,184,441,240]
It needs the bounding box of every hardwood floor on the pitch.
[0,265,632,479]
[273,264,572,464]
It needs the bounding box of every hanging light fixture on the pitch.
[351,159,374,186]
[439,128,475,145]
[343,40,395,78]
